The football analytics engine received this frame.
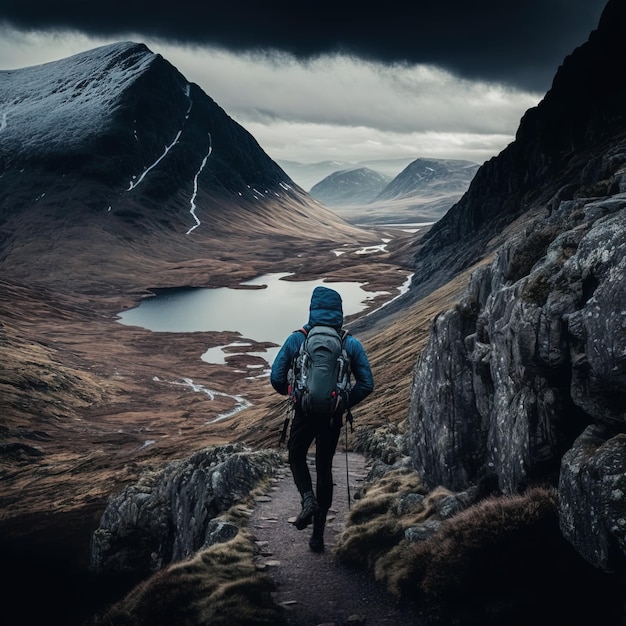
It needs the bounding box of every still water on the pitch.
[117,272,390,366]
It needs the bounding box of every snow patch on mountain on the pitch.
[0,42,155,158]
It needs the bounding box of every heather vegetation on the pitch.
[335,477,622,624]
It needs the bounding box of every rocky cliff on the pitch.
[406,0,626,302]
[406,0,626,579]
[90,443,281,582]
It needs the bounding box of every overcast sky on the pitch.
[0,1,608,166]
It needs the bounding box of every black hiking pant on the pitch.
[287,410,343,514]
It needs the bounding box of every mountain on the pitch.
[309,166,392,206]
[310,157,480,225]
[403,0,626,303]
[374,158,479,202]
[277,157,415,191]
[0,42,373,293]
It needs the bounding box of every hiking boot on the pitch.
[294,491,318,530]
[309,511,326,552]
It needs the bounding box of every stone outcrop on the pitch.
[90,443,281,579]
[559,425,626,572]
[407,178,626,572]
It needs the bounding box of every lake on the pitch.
[117,272,399,367]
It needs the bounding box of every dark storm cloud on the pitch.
[0,0,608,92]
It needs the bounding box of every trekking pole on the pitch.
[345,409,354,510]
[279,398,294,449]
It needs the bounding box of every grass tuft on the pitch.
[87,526,285,626]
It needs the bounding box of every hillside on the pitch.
[405,0,626,304]
[0,42,378,294]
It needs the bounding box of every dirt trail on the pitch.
[249,450,425,626]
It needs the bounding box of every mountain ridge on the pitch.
[0,41,379,293]
[404,0,626,302]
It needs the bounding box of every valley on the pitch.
[0,217,432,530]
[0,206,464,626]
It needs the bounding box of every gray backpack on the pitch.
[290,325,351,416]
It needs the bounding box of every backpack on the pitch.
[289,325,351,417]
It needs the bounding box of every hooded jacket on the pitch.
[270,286,374,409]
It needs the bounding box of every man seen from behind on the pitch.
[270,285,374,552]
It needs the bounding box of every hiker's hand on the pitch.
[333,391,349,414]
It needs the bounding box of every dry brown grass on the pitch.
[334,469,453,575]
[335,480,616,624]
[88,524,284,626]
[390,486,559,601]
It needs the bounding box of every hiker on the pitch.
[270,285,374,552]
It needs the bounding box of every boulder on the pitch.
[559,424,626,572]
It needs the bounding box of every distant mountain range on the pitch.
[277,157,415,191]
[303,158,480,225]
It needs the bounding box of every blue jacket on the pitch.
[270,285,374,409]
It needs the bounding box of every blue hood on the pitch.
[308,286,343,328]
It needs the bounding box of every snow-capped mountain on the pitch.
[1,42,291,202]
[309,167,392,205]
[375,158,480,202]
[0,42,367,289]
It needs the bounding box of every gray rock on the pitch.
[394,492,425,516]
[406,191,626,569]
[89,443,281,577]
[435,486,480,519]
[558,425,626,571]
[202,518,239,548]
[404,519,442,543]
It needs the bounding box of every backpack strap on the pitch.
[281,328,308,447]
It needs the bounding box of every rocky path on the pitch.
[249,450,424,626]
